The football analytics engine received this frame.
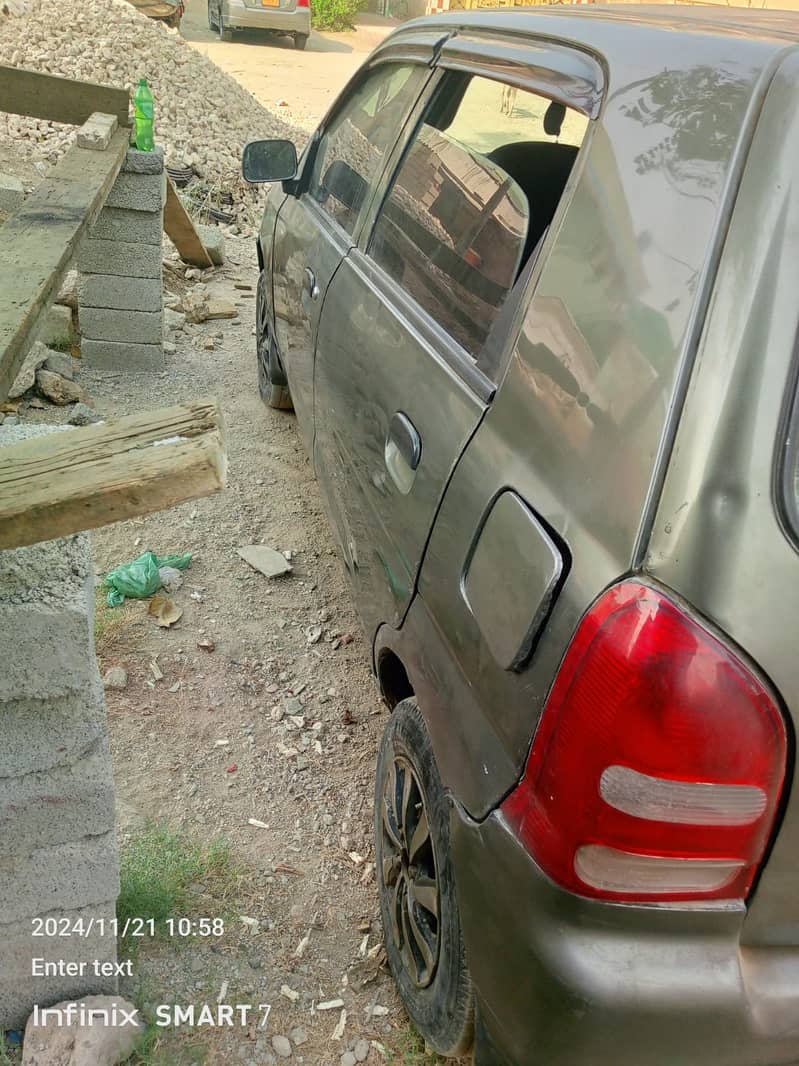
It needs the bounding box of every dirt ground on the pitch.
[181,3,399,132]
[3,15,441,1065]
[80,240,420,1065]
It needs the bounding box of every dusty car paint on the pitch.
[256,7,799,1063]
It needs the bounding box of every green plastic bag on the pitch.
[105,551,192,607]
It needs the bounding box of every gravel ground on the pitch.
[3,241,434,1065]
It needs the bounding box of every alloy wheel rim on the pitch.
[381,755,440,988]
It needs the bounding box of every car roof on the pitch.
[408,4,799,69]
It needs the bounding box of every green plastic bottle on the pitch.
[133,78,155,152]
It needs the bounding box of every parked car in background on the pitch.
[244,6,799,1063]
[208,0,309,49]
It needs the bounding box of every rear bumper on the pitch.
[223,0,309,32]
[451,804,799,1066]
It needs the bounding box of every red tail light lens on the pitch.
[297,0,310,8]
[501,582,787,903]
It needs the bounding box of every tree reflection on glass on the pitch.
[620,66,750,192]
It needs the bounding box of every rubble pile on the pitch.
[0,0,306,224]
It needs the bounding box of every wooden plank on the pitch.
[0,128,129,403]
[0,399,227,550]
[0,65,131,128]
[164,179,215,269]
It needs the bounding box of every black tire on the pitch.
[218,4,232,40]
[256,272,293,411]
[294,32,309,50]
[375,698,474,1057]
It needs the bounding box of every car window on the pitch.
[308,63,428,238]
[367,72,589,364]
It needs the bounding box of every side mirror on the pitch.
[321,159,368,214]
[242,139,298,183]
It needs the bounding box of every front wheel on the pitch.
[256,272,292,411]
[293,32,308,49]
[375,699,474,1057]
[218,4,232,39]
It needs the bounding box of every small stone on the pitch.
[9,342,47,399]
[56,270,79,310]
[205,298,238,320]
[197,223,225,266]
[290,1027,308,1047]
[271,1034,292,1058]
[165,307,186,332]
[36,369,83,405]
[43,351,74,379]
[340,1054,356,1066]
[103,666,128,690]
[68,402,102,426]
[353,1038,369,1062]
[204,338,216,351]
[237,545,292,578]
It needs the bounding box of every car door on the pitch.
[313,64,585,641]
[270,59,433,457]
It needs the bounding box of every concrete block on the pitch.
[0,601,96,703]
[0,686,107,779]
[0,832,120,925]
[122,145,164,175]
[90,205,162,246]
[0,171,24,215]
[0,903,118,1029]
[81,307,162,345]
[35,303,74,348]
[0,739,115,854]
[79,237,162,279]
[78,274,162,312]
[197,224,225,266]
[81,338,164,372]
[76,112,118,151]
[104,171,164,214]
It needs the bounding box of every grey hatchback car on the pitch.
[243,7,799,1064]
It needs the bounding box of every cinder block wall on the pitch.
[0,425,119,1030]
[78,146,165,372]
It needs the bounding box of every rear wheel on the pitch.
[256,272,292,411]
[375,699,474,1057]
[294,32,308,49]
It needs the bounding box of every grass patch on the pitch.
[388,1026,448,1065]
[118,824,233,934]
[0,1033,19,1066]
[126,1027,207,1066]
[94,588,141,655]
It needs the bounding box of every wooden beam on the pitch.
[0,65,131,128]
[164,179,214,269]
[0,399,227,551]
[0,127,129,403]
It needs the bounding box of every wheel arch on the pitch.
[376,646,414,710]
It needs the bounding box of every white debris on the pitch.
[0,0,306,227]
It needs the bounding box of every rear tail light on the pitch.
[297,0,310,8]
[501,581,787,903]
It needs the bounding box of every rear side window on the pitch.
[368,72,588,360]
[308,63,428,237]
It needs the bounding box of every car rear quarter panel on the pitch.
[647,50,799,970]
[379,27,778,818]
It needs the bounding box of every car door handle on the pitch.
[304,267,320,301]
[385,412,421,495]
